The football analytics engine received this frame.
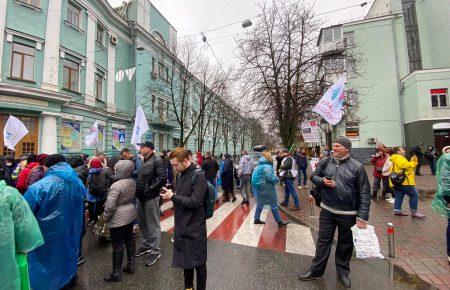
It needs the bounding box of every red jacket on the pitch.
[16,162,39,193]
[196,152,203,166]
[370,155,387,178]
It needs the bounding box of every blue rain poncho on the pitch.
[24,162,86,290]
[0,180,44,290]
[432,153,450,217]
[251,157,279,207]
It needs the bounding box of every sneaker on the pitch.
[394,211,409,216]
[386,198,395,204]
[279,202,288,207]
[411,212,426,219]
[87,220,95,226]
[135,247,151,257]
[298,186,303,189]
[304,185,309,189]
[254,219,266,225]
[77,256,85,266]
[145,253,161,266]
[171,235,174,243]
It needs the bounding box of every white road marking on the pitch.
[285,223,316,256]
[231,205,269,247]
[207,196,243,236]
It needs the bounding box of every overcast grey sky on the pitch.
[108,0,371,67]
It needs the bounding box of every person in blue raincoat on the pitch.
[24,154,86,290]
[251,151,290,227]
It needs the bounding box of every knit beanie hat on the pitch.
[45,154,66,168]
[90,158,103,169]
[333,136,352,151]
[37,154,49,166]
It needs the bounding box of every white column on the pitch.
[0,0,8,81]
[107,33,116,113]
[41,114,58,154]
[41,0,62,91]
[85,13,96,106]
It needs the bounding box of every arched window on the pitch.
[152,31,166,47]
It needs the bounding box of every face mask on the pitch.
[5,162,12,167]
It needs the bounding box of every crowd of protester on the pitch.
[1,137,449,289]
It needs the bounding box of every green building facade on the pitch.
[0,0,247,158]
[317,0,450,160]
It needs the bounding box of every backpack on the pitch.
[88,171,107,196]
[191,169,215,219]
[382,158,393,177]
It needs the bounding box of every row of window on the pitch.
[10,42,105,100]
[16,0,107,47]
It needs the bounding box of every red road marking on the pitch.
[208,200,251,242]
[258,208,286,253]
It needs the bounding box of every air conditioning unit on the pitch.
[110,35,118,46]
[152,71,158,79]
[368,137,378,144]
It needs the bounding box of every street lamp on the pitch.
[242,19,252,29]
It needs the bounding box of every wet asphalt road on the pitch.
[75,230,412,290]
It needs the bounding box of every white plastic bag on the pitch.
[351,225,384,259]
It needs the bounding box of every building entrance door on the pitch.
[0,114,39,158]
[434,130,450,153]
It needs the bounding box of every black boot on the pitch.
[371,191,377,200]
[104,252,123,282]
[278,220,291,228]
[123,240,136,274]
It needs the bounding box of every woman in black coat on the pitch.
[161,148,208,290]
[221,154,236,202]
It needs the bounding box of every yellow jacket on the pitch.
[389,154,418,186]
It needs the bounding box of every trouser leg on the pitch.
[184,268,194,289]
[195,263,207,290]
[309,210,336,275]
[271,205,282,222]
[136,199,150,249]
[144,197,161,254]
[335,215,357,277]
[254,205,263,220]
[394,187,406,212]
[407,186,419,212]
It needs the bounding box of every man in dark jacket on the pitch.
[121,148,142,179]
[299,137,371,288]
[295,149,308,189]
[411,143,424,175]
[201,151,219,201]
[424,145,437,175]
[279,149,300,210]
[161,147,208,290]
[134,141,167,266]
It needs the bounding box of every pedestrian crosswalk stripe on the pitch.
[159,197,316,256]
[206,197,242,236]
[231,206,269,248]
[160,215,175,232]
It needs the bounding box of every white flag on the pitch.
[131,105,149,149]
[3,115,29,150]
[313,76,346,125]
[85,121,99,147]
